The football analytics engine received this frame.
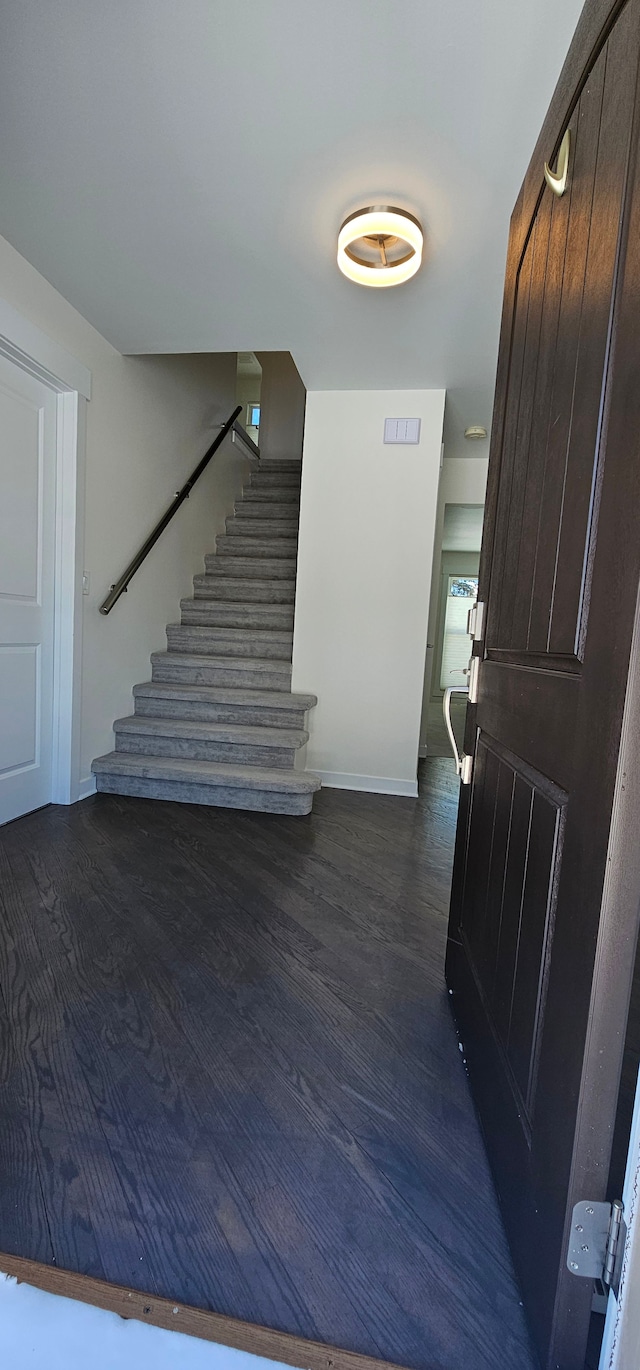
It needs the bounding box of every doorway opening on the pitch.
[235,352,262,446]
[420,501,484,762]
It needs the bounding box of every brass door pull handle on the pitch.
[544,128,571,197]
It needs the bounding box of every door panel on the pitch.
[460,736,566,1124]
[490,33,634,668]
[446,3,640,1366]
[0,357,56,824]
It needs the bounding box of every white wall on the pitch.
[292,389,445,796]
[255,353,306,463]
[0,234,248,788]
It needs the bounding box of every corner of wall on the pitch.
[292,387,445,794]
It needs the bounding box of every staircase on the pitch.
[92,461,321,815]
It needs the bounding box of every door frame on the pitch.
[0,297,91,807]
[601,1064,640,1367]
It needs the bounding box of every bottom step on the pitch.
[91,752,321,815]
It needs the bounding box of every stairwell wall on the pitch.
[255,352,306,462]
[292,388,445,795]
[0,233,247,793]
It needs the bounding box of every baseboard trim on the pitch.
[312,770,418,798]
[76,775,97,802]
[0,1254,408,1370]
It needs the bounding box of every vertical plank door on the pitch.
[446,2,640,1365]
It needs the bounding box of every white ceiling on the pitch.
[0,1,584,455]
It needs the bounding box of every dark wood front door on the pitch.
[446,2,640,1366]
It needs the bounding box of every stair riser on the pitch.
[250,472,301,488]
[215,537,297,558]
[233,503,299,520]
[204,557,296,580]
[116,733,296,767]
[95,773,314,814]
[241,489,300,504]
[258,461,302,472]
[134,697,308,728]
[193,577,295,603]
[225,519,299,538]
[166,627,292,660]
[180,602,294,629]
[152,661,291,690]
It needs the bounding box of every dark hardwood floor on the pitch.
[0,759,535,1370]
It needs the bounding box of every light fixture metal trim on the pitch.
[337,205,424,288]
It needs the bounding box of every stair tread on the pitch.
[251,471,301,481]
[168,623,293,639]
[92,751,320,793]
[241,491,300,502]
[216,538,297,556]
[114,716,307,746]
[180,599,294,613]
[194,575,295,585]
[179,603,294,626]
[233,505,299,517]
[205,557,297,576]
[258,460,302,469]
[226,521,299,533]
[152,651,291,671]
[133,681,317,709]
[193,575,295,600]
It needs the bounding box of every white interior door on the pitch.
[0,355,57,825]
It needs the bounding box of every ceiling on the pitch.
[0,0,584,456]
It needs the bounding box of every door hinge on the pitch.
[566,1199,625,1298]
[467,600,485,641]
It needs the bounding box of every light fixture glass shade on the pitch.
[337,206,423,288]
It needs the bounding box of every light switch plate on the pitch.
[384,417,421,445]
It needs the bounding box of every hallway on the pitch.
[0,762,535,1370]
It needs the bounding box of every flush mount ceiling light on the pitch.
[464,425,488,440]
[337,206,423,288]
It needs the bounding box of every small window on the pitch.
[450,577,478,598]
[247,403,261,428]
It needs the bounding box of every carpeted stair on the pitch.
[92,460,320,814]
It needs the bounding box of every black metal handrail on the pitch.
[99,404,243,615]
